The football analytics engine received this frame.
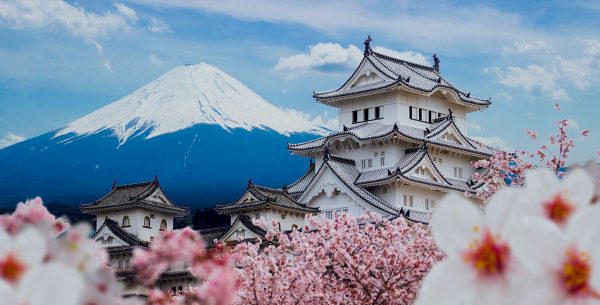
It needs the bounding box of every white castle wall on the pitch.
[338,91,468,133]
[95,208,174,242]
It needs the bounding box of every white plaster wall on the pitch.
[429,151,478,181]
[308,192,366,218]
[95,209,174,242]
[329,139,414,173]
[394,184,445,211]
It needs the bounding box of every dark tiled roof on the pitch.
[93,218,149,247]
[198,226,230,248]
[286,162,316,195]
[81,179,187,215]
[314,49,491,108]
[320,155,401,216]
[289,120,495,157]
[216,182,319,214]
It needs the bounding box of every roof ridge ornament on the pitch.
[247,179,253,187]
[393,122,398,131]
[323,144,331,161]
[363,35,373,56]
[448,108,453,120]
[433,53,440,72]
[112,179,117,190]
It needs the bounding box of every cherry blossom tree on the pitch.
[470,103,592,202]
[232,213,442,305]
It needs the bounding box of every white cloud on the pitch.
[273,43,428,78]
[488,39,600,101]
[274,43,362,78]
[114,3,138,23]
[495,92,513,104]
[310,115,338,131]
[502,40,553,54]
[103,59,114,73]
[566,118,580,130]
[372,47,429,66]
[471,136,513,151]
[149,53,163,65]
[467,121,483,132]
[485,65,570,101]
[147,17,172,33]
[0,0,137,47]
[0,132,25,149]
[284,108,338,131]
[130,0,548,53]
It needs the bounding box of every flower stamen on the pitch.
[560,249,598,298]
[0,252,27,283]
[543,193,574,225]
[464,231,510,276]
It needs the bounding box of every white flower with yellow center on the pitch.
[519,168,594,227]
[511,206,600,305]
[416,190,526,305]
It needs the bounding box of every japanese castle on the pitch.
[80,37,495,299]
[215,36,494,240]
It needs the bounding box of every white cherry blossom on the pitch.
[416,190,526,305]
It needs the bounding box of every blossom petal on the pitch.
[485,188,520,235]
[0,229,10,255]
[525,169,559,196]
[415,259,475,305]
[567,205,600,256]
[18,263,84,305]
[14,227,46,267]
[0,280,20,305]
[431,193,483,255]
[562,168,594,208]
[510,217,566,273]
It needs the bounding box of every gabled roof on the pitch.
[353,145,475,193]
[81,178,188,215]
[288,119,495,157]
[215,181,319,215]
[92,218,149,247]
[198,226,231,248]
[313,38,490,111]
[298,154,401,216]
[286,161,316,196]
[218,215,267,243]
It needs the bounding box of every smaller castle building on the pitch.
[81,178,192,301]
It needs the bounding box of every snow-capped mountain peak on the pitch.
[55,63,329,144]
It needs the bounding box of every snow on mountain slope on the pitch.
[55,63,329,145]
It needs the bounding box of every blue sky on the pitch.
[0,0,599,163]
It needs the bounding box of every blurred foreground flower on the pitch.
[417,168,600,305]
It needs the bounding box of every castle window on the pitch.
[380,151,385,166]
[160,219,167,230]
[454,167,463,179]
[255,213,260,220]
[325,210,334,220]
[121,216,131,228]
[352,110,359,124]
[281,214,286,219]
[363,108,370,121]
[237,229,246,239]
[425,199,430,210]
[374,106,382,119]
[419,108,428,121]
[403,195,414,207]
[416,167,426,176]
[143,216,151,228]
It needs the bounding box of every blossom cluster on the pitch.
[417,168,600,305]
[132,227,239,305]
[233,213,442,305]
[0,197,122,305]
[471,103,590,202]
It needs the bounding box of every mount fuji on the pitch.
[0,63,329,207]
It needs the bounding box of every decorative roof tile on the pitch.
[289,121,495,157]
[81,179,187,215]
[216,182,319,214]
[313,46,491,108]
